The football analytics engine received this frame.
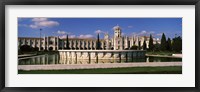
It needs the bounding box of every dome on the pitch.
[113,25,121,30]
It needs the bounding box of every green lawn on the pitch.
[18,66,182,74]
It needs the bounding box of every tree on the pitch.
[33,47,39,51]
[96,33,100,50]
[138,41,141,50]
[172,36,182,52]
[130,45,138,50]
[154,41,161,51]
[149,34,154,51]
[166,38,172,51]
[20,45,33,52]
[143,40,147,50]
[161,33,167,51]
[66,34,69,49]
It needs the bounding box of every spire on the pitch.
[113,25,121,30]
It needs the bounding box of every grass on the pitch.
[18,66,182,74]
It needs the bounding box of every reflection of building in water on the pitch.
[18,54,147,65]
[59,50,146,60]
[18,25,160,51]
[18,54,59,65]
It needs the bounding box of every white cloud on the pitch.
[59,34,76,39]
[59,34,94,39]
[140,30,147,34]
[78,34,94,38]
[30,18,59,29]
[69,35,76,38]
[156,33,163,36]
[29,24,38,29]
[149,31,155,34]
[32,18,48,22]
[36,21,59,27]
[68,35,76,38]
[136,30,155,36]
[59,35,66,39]
[57,30,66,35]
[95,30,104,34]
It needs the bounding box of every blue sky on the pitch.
[18,18,182,39]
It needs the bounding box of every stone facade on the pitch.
[18,36,59,51]
[18,25,160,51]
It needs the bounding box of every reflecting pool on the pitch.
[18,54,182,65]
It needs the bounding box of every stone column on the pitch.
[94,41,96,50]
[47,36,49,51]
[78,40,81,50]
[120,38,122,50]
[130,37,134,48]
[90,41,93,50]
[124,36,127,49]
[82,41,85,50]
[53,37,55,50]
[33,39,35,48]
[28,39,31,46]
[113,38,115,50]
[53,37,56,50]
[39,39,41,51]
[22,39,26,45]
[44,36,46,50]
[105,40,107,50]
[103,41,105,50]
[57,36,59,50]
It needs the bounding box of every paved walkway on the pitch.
[146,54,182,58]
[18,62,182,70]
[18,54,37,58]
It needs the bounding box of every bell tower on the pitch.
[113,25,121,38]
[113,25,122,50]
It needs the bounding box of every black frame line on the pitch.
[0,0,200,92]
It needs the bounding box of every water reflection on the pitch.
[18,54,182,65]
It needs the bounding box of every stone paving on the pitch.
[18,62,182,70]
[145,54,182,58]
